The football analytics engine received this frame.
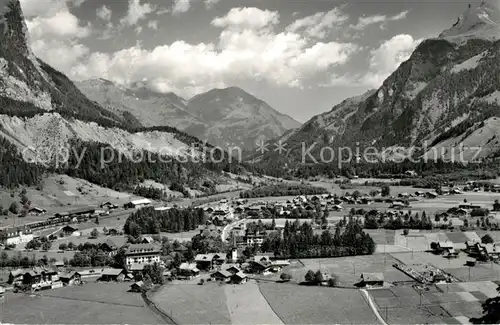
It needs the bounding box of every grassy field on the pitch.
[258,282,379,324]
[369,281,493,324]
[225,280,284,324]
[2,282,161,324]
[269,255,414,287]
[152,282,231,324]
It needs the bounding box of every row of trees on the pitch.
[239,184,327,199]
[364,211,433,230]
[124,207,207,236]
[260,218,376,258]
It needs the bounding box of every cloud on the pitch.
[120,0,155,26]
[360,34,421,87]
[286,7,349,39]
[66,7,358,98]
[26,10,91,40]
[351,10,409,30]
[148,20,158,30]
[20,0,84,17]
[172,0,191,15]
[32,39,89,73]
[211,7,279,30]
[96,5,112,21]
[157,8,170,15]
[204,0,220,9]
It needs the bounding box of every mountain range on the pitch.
[76,80,300,150]
[255,0,500,164]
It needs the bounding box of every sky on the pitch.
[19,0,484,123]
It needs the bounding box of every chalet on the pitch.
[8,269,25,285]
[230,271,247,284]
[100,202,118,210]
[247,260,272,274]
[141,236,155,244]
[476,243,500,260]
[272,260,291,267]
[100,268,127,282]
[359,273,384,287]
[211,270,231,282]
[130,281,145,292]
[226,266,241,275]
[68,207,96,218]
[405,170,418,177]
[194,253,225,270]
[234,207,244,214]
[425,192,438,199]
[253,255,272,263]
[434,242,456,256]
[451,188,463,195]
[125,244,161,269]
[53,261,65,268]
[154,206,171,212]
[178,263,200,279]
[245,233,265,246]
[174,244,188,253]
[28,207,47,215]
[124,199,152,209]
[99,239,119,256]
[22,267,59,290]
[1,226,34,245]
[331,205,343,212]
[58,272,81,286]
[415,191,424,197]
[61,225,82,237]
[459,204,482,210]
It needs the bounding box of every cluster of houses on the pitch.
[465,240,500,261]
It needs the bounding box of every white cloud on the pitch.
[20,0,83,17]
[204,0,220,9]
[157,8,170,15]
[120,0,155,26]
[96,5,112,21]
[148,20,158,30]
[26,10,90,40]
[286,7,348,39]
[211,7,279,30]
[351,10,409,30]
[172,0,191,15]
[32,39,89,73]
[360,34,421,87]
[68,7,358,98]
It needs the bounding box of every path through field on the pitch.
[361,289,387,325]
[225,280,284,325]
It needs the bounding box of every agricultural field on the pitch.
[152,282,231,324]
[278,255,414,287]
[390,251,500,282]
[258,282,379,324]
[1,281,161,324]
[368,281,493,324]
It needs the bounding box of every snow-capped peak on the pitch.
[439,0,500,41]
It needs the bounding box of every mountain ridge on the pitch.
[76,79,301,149]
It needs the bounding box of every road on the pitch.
[360,289,389,325]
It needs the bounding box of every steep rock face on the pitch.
[187,87,301,149]
[258,1,500,164]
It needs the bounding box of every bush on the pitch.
[481,234,494,244]
[280,273,292,282]
[327,276,339,287]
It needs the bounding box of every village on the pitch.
[1,179,500,324]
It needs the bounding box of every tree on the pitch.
[143,262,164,285]
[481,234,494,244]
[9,202,19,214]
[280,273,292,282]
[305,270,315,283]
[327,275,339,287]
[90,228,99,239]
[41,241,52,251]
[59,243,67,250]
[381,185,390,197]
[314,270,325,285]
[493,200,500,212]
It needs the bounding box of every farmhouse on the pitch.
[194,253,225,270]
[226,266,241,275]
[245,233,265,246]
[61,225,82,237]
[100,202,118,209]
[178,263,200,279]
[1,226,34,245]
[433,242,457,256]
[124,198,152,209]
[28,207,47,215]
[58,272,81,286]
[100,268,127,282]
[68,207,96,218]
[230,271,247,284]
[8,269,25,285]
[125,244,161,269]
[130,281,145,292]
[359,273,384,287]
[425,192,438,199]
[211,270,231,282]
[22,267,59,290]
